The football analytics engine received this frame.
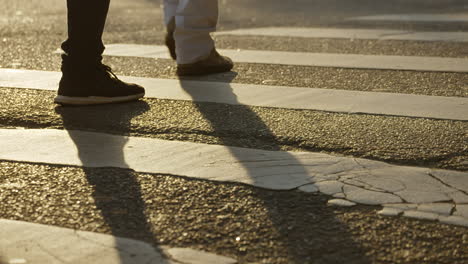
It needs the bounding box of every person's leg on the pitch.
[163,0,233,76]
[173,0,217,64]
[163,0,178,60]
[163,0,178,28]
[56,0,145,105]
[61,0,109,63]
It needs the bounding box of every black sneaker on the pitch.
[55,57,145,105]
[165,18,177,60]
[176,49,233,76]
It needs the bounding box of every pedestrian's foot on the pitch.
[176,49,233,76]
[165,18,177,60]
[55,59,145,105]
[165,31,177,60]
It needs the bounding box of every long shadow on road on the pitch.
[55,101,169,264]
[178,73,372,263]
[54,82,373,263]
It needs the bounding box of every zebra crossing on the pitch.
[1,10,468,264]
[1,15,468,224]
[214,27,468,42]
[101,43,468,72]
[349,13,468,23]
[1,68,466,120]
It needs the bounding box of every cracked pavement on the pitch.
[1,128,467,228]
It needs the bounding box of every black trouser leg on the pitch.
[61,0,110,64]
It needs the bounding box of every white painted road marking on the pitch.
[0,129,467,227]
[216,27,468,42]
[102,44,468,73]
[1,69,467,121]
[0,220,170,264]
[349,13,468,23]
[0,219,236,264]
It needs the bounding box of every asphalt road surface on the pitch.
[0,0,467,263]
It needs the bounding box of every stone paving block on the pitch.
[166,248,237,264]
[394,190,451,204]
[333,193,346,198]
[342,179,373,190]
[378,207,403,216]
[454,204,468,218]
[327,199,357,207]
[312,175,340,182]
[403,210,440,221]
[348,175,406,193]
[298,184,319,193]
[314,181,344,195]
[382,203,417,210]
[372,166,455,190]
[344,185,402,205]
[449,191,468,203]
[252,172,313,190]
[438,215,468,228]
[430,170,468,194]
[417,203,453,216]
[307,158,363,176]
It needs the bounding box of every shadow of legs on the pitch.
[55,102,169,263]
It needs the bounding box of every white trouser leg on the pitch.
[163,0,178,27]
[164,0,218,64]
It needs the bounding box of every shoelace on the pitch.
[98,64,121,82]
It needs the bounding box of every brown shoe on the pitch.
[165,18,177,60]
[176,49,233,76]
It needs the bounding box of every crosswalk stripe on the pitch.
[0,219,167,263]
[103,44,468,73]
[1,128,467,227]
[1,68,466,121]
[215,27,468,42]
[0,219,236,264]
[349,13,468,23]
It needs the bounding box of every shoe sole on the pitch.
[176,64,233,76]
[54,93,145,106]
